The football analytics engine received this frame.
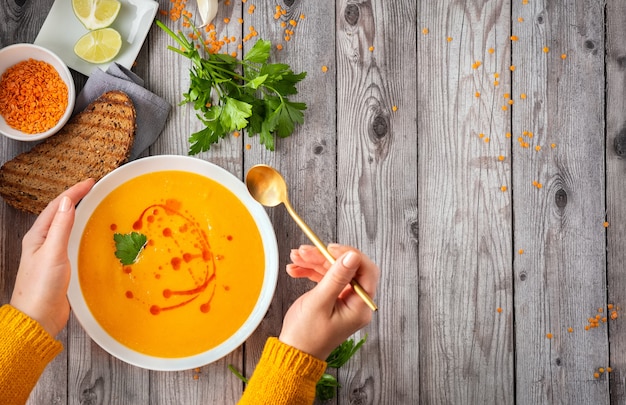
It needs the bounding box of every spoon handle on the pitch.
[284,201,378,312]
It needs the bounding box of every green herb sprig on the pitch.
[228,335,367,402]
[114,232,147,265]
[316,335,368,401]
[156,19,307,154]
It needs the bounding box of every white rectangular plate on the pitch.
[34,0,159,76]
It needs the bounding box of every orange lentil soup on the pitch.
[78,170,265,358]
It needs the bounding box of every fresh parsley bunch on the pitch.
[156,20,307,154]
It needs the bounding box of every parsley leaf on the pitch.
[114,232,147,266]
[156,19,307,154]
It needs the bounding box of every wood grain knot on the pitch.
[583,39,598,55]
[313,141,325,155]
[410,220,418,239]
[283,0,295,7]
[555,358,562,366]
[614,127,626,157]
[344,4,360,26]
[519,272,527,281]
[617,55,626,70]
[79,376,104,405]
[371,115,389,139]
[554,188,567,208]
[536,15,544,24]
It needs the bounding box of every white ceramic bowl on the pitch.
[0,43,75,141]
[68,156,279,371]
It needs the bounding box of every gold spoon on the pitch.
[245,164,378,312]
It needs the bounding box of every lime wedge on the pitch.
[72,0,121,30]
[74,28,122,64]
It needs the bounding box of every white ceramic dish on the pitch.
[0,43,75,141]
[34,0,159,76]
[68,155,279,371]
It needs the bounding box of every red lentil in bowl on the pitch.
[0,44,75,141]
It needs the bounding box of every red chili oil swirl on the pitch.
[128,200,218,315]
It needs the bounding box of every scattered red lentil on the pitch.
[518,249,524,255]
[447,36,453,42]
[321,65,328,73]
[368,46,375,52]
[546,333,553,339]
[501,185,507,192]
[392,105,398,112]
[561,53,567,60]
[488,47,495,54]
[422,28,429,35]
[0,58,68,134]
[498,155,505,161]
[520,93,527,99]
[518,17,524,22]
[603,221,609,228]
[543,46,550,53]
[496,307,503,313]
[511,35,519,41]
[567,327,573,333]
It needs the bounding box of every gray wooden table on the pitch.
[1,0,625,404]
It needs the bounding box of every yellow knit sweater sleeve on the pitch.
[0,304,63,405]
[238,337,327,405]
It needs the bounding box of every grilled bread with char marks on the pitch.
[0,90,136,214]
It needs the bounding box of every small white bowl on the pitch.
[0,43,75,141]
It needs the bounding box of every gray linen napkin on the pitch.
[73,63,171,160]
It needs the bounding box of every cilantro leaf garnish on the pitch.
[114,232,147,266]
[156,19,307,154]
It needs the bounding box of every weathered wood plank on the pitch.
[606,0,626,402]
[417,0,515,403]
[335,0,419,403]
[511,0,609,403]
[241,1,339,404]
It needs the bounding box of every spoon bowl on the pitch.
[245,164,287,207]
[245,164,378,312]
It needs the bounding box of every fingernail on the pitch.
[341,251,360,268]
[59,196,72,212]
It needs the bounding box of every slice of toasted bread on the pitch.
[0,90,136,214]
